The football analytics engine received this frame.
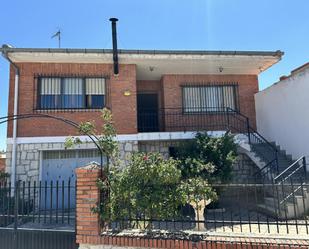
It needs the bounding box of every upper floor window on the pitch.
[182,84,239,113]
[38,77,105,109]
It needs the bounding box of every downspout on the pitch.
[1,45,20,185]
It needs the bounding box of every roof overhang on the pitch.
[1,48,283,80]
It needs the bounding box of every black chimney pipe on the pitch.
[109,18,119,75]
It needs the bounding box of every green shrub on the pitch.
[95,153,217,228]
[174,132,237,183]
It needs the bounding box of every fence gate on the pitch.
[0,181,78,249]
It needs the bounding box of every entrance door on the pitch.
[137,93,159,132]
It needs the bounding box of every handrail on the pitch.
[279,183,304,205]
[274,156,305,182]
[253,158,277,176]
[274,156,307,211]
[248,128,278,153]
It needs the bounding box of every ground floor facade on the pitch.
[6,132,259,183]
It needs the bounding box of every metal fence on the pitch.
[0,180,76,229]
[103,182,309,236]
[0,180,77,249]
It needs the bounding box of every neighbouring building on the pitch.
[255,62,309,169]
[0,151,5,172]
[1,46,284,184]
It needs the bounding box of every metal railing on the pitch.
[0,180,76,229]
[138,107,279,180]
[274,156,307,184]
[103,182,309,235]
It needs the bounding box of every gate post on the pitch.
[76,163,101,245]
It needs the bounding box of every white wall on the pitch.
[255,67,309,162]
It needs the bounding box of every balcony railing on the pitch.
[137,107,248,133]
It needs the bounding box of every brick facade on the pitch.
[161,74,258,129]
[0,158,5,172]
[75,165,309,249]
[8,65,258,138]
[7,63,137,137]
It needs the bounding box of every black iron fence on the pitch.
[0,180,77,249]
[0,180,76,229]
[103,181,309,236]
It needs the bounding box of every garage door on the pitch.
[41,149,104,209]
[42,149,103,182]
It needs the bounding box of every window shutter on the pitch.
[40,78,61,95]
[85,78,105,95]
[63,78,83,94]
[183,84,238,112]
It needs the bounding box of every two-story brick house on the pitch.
[1,47,283,183]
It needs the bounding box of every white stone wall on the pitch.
[6,140,139,182]
[138,140,171,159]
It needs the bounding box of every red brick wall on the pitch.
[161,75,258,129]
[7,63,137,137]
[7,63,258,138]
[0,158,5,172]
[76,165,101,243]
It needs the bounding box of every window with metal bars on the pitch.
[182,84,239,113]
[37,77,105,109]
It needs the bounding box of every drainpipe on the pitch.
[1,44,20,186]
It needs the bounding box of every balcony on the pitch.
[137,107,250,134]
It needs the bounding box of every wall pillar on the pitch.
[76,164,101,245]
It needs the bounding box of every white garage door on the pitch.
[41,149,103,209]
[42,149,103,182]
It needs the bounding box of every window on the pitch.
[38,77,105,109]
[182,84,238,113]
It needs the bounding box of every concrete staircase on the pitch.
[257,184,309,219]
[235,136,309,219]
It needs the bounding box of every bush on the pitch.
[96,153,217,228]
[173,132,237,183]
[107,153,185,221]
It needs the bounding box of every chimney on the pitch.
[109,18,119,75]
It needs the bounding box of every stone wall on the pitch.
[138,141,260,183]
[6,140,138,182]
[232,153,260,183]
[6,139,259,183]
[138,141,171,159]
